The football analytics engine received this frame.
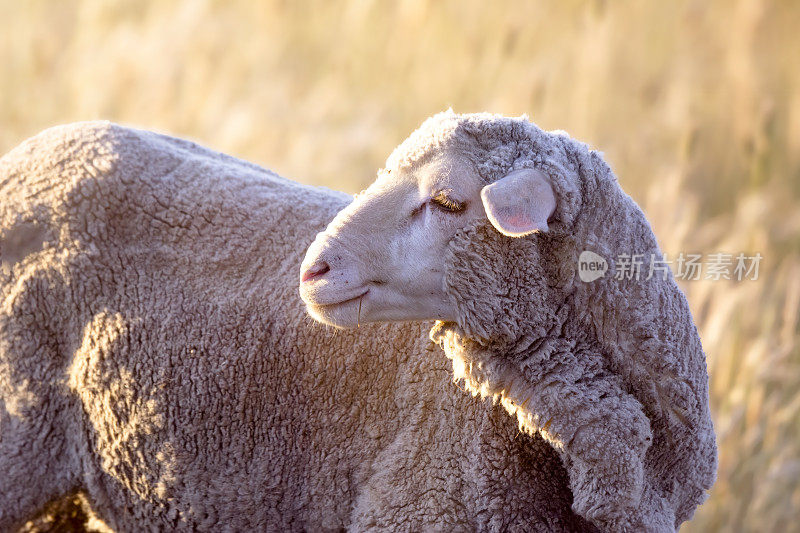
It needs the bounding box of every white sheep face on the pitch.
[299,150,555,328]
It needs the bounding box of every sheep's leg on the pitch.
[0,394,80,530]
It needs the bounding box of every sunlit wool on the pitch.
[309,111,718,531]
[408,112,717,532]
[1,122,599,532]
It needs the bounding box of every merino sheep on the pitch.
[1,121,600,531]
[300,111,718,531]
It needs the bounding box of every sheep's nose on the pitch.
[301,261,330,283]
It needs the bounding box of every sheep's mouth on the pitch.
[309,289,369,309]
[303,289,370,328]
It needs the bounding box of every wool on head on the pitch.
[392,111,719,531]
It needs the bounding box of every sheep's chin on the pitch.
[305,292,369,328]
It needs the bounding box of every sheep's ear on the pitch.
[480,169,556,237]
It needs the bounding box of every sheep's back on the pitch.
[1,123,594,531]
[0,122,428,530]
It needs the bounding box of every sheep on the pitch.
[1,121,600,531]
[299,110,718,531]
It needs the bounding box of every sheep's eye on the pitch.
[430,191,465,212]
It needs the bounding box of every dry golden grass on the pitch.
[1,1,798,531]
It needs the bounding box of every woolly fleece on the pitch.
[0,122,600,531]
[386,111,716,531]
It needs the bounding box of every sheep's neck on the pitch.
[429,321,573,447]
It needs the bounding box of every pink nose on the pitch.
[301,261,330,283]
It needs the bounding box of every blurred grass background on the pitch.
[1,0,798,531]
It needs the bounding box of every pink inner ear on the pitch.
[481,169,555,237]
[505,213,531,228]
[497,208,535,232]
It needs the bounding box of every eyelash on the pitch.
[430,192,465,212]
[409,193,465,219]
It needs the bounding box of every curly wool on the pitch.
[403,111,719,531]
[1,122,600,531]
